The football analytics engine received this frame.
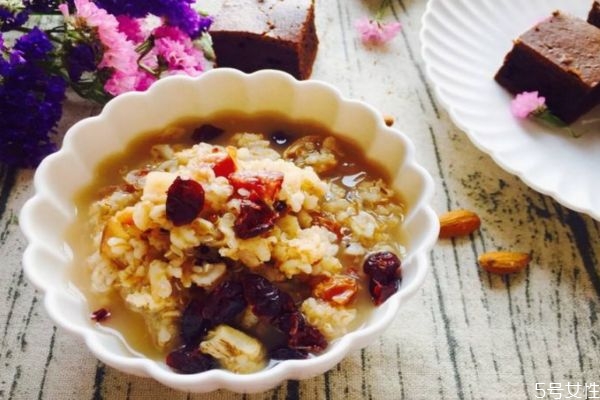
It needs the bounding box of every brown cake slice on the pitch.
[588,1,600,27]
[495,11,600,124]
[209,0,318,80]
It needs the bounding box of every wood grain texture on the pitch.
[1,0,599,399]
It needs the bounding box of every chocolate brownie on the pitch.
[495,11,600,124]
[209,0,318,80]
[588,1,600,28]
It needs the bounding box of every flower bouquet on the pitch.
[0,0,213,167]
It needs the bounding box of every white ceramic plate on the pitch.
[421,0,600,220]
[20,69,438,393]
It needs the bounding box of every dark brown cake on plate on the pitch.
[588,1,600,27]
[495,11,600,124]
[209,0,318,80]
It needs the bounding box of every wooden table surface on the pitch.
[2,0,600,399]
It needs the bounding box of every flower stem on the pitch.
[375,0,394,21]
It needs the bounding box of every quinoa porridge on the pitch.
[71,112,406,374]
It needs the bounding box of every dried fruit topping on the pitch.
[242,274,328,353]
[275,311,328,353]
[166,177,205,226]
[229,170,284,202]
[233,198,278,239]
[363,251,402,305]
[194,245,223,264]
[90,308,111,322]
[369,279,399,306]
[242,274,295,319]
[180,297,212,345]
[192,124,224,142]
[363,251,401,284]
[269,347,309,360]
[313,275,358,306]
[270,131,291,146]
[438,209,481,239]
[201,280,247,327]
[212,154,236,178]
[478,251,531,275]
[166,346,216,374]
[180,280,246,346]
[273,200,288,213]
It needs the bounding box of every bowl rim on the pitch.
[20,68,439,393]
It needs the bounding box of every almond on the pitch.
[438,209,481,238]
[478,251,531,275]
[383,114,395,127]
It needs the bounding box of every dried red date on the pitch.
[166,346,216,374]
[229,171,284,202]
[90,308,111,322]
[192,124,224,142]
[166,177,205,226]
[212,154,236,178]
[233,198,278,239]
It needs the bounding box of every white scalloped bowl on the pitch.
[20,69,438,393]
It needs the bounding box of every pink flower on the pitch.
[511,91,546,119]
[151,26,205,76]
[355,17,402,45]
[68,0,141,96]
[117,16,145,43]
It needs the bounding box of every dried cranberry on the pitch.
[201,280,246,326]
[90,308,111,322]
[166,346,216,374]
[166,177,205,226]
[368,279,399,306]
[269,347,308,360]
[242,274,295,319]
[363,251,401,284]
[233,198,278,239]
[192,124,224,142]
[229,171,284,202]
[212,154,236,178]
[180,297,211,345]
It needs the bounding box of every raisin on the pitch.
[363,251,401,284]
[369,279,399,306]
[192,124,224,142]
[166,177,205,226]
[166,346,216,374]
[194,245,223,264]
[180,297,211,345]
[229,171,284,202]
[90,308,111,322]
[269,347,308,360]
[201,280,247,326]
[233,198,278,239]
[275,311,328,353]
[242,274,295,319]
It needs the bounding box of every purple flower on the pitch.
[93,0,212,38]
[0,29,66,167]
[65,42,97,81]
[0,4,29,32]
[510,91,546,119]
